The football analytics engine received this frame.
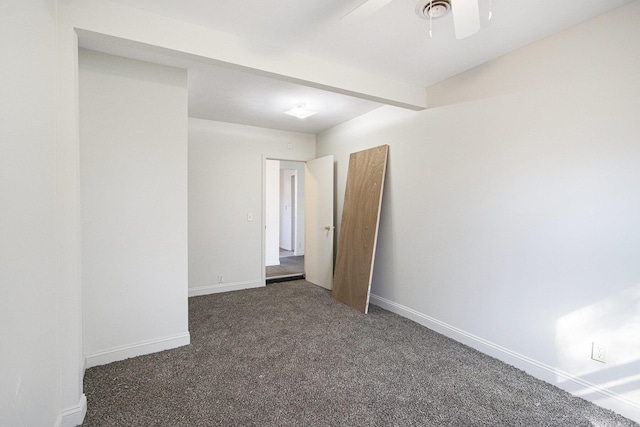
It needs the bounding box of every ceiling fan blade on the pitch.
[341,0,395,23]
[451,0,480,39]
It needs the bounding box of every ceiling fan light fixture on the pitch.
[284,103,317,119]
[416,0,451,20]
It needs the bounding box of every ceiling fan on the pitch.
[342,0,489,39]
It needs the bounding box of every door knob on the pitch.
[324,225,333,231]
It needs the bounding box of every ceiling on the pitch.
[89,0,634,134]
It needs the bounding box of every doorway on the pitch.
[265,160,305,282]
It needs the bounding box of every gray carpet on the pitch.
[82,280,637,426]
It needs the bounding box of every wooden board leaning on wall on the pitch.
[332,144,389,314]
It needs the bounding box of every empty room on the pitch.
[2,0,639,426]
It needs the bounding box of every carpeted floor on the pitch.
[82,280,638,426]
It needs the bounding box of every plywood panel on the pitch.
[332,145,389,313]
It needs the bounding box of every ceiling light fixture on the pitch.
[284,103,317,119]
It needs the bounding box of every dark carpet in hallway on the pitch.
[266,255,304,278]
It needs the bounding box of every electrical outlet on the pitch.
[591,342,607,363]
[218,275,224,284]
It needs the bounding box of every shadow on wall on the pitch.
[555,283,640,406]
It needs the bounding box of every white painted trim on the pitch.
[189,280,264,297]
[84,333,190,368]
[55,394,87,427]
[369,293,640,423]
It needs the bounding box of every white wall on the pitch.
[79,49,190,367]
[265,159,281,266]
[317,3,640,422]
[281,161,306,256]
[279,168,295,251]
[188,119,315,296]
[0,1,64,425]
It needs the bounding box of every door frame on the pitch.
[261,156,307,284]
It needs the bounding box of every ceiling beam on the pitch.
[61,0,427,111]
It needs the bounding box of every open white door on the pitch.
[305,155,334,289]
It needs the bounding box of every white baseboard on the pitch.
[369,293,640,423]
[55,394,87,427]
[85,332,190,368]
[189,280,264,297]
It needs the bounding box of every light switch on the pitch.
[247,212,253,222]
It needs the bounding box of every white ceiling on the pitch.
[92,0,634,133]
